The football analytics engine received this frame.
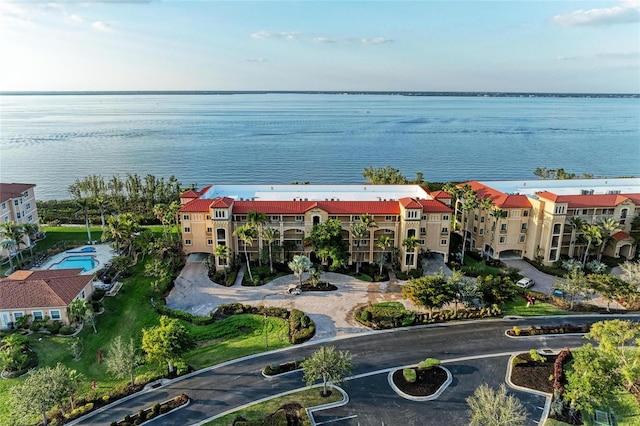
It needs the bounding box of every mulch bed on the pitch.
[507,324,591,337]
[300,283,338,292]
[510,353,556,394]
[392,367,448,397]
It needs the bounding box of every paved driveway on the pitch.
[502,259,558,295]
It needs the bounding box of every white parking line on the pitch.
[315,414,358,425]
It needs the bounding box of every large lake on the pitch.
[1,93,638,200]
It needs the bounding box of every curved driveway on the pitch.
[71,315,626,426]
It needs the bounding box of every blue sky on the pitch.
[0,1,638,92]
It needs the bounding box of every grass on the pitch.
[501,299,569,316]
[0,227,291,425]
[582,392,640,426]
[461,256,503,276]
[203,386,343,426]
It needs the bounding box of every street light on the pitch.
[264,313,268,349]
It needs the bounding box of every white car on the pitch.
[516,278,535,289]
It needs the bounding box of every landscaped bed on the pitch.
[510,352,556,394]
[391,366,448,397]
[507,324,592,337]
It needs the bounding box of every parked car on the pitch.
[551,288,564,298]
[516,278,535,289]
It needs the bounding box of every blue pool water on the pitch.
[50,255,97,272]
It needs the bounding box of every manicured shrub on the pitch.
[361,310,372,322]
[59,326,75,335]
[529,349,547,363]
[512,326,521,336]
[137,409,146,422]
[417,358,440,370]
[512,356,527,367]
[403,368,417,383]
[151,403,161,416]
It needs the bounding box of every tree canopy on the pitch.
[306,219,349,270]
[141,316,195,374]
[402,273,455,319]
[302,346,354,396]
[466,383,527,426]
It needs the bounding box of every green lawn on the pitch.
[461,256,503,276]
[204,386,343,426]
[501,299,569,316]
[0,227,291,425]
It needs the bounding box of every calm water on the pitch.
[50,256,97,272]
[1,93,638,200]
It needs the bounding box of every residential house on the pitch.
[0,182,40,257]
[178,184,453,271]
[0,269,94,329]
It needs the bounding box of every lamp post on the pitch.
[264,313,268,349]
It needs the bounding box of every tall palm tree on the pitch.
[102,213,139,257]
[260,227,278,274]
[479,197,494,257]
[569,217,587,259]
[1,221,25,262]
[488,207,506,259]
[288,255,312,287]
[442,182,463,231]
[214,244,232,281]
[582,224,602,265]
[74,197,92,244]
[376,235,393,276]
[350,222,367,274]
[108,174,125,212]
[22,223,39,257]
[596,217,620,261]
[234,224,257,283]
[247,210,268,265]
[0,238,17,273]
[459,187,479,264]
[402,236,419,269]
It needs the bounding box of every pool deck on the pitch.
[36,244,117,275]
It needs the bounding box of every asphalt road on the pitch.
[72,315,625,426]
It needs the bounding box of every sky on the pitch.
[0,0,638,93]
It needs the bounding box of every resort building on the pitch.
[0,269,94,329]
[179,184,453,271]
[0,183,40,258]
[455,178,640,264]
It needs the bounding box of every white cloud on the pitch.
[251,30,299,40]
[361,37,393,45]
[553,0,640,26]
[246,57,267,62]
[92,20,115,32]
[314,36,338,44]
[66,14,83,23]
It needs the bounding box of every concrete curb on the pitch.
[387,366,452,402]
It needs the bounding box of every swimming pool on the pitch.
[49,255,98,273]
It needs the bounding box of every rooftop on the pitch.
[477,178,640,198]
[200,184,432,202]
[0,183,36,203]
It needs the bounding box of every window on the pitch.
[295,229,304,234]
[480,217,485,223]
[441,215,448,221]
[553,223,562,234]
[384,229,393,234]
[329,215,337,220]
[206,215,211,220]
[523,210,529,217]
[81,289,86,299]
[182,214,190,220]
[25,203,31,210]
[420,227,426,235]
[405,253,415,266]
[27,215,33,222]
[22,191,29,197]
[218,257,227,266]
[184,227,191,233]
[3,215,8,222]
[479,229,484,235]
[473,226,478,233]
[207,239,213,245]
[206,227,213,233]
[440,239,447,246]
[500,224,507,232]
[1,202,5,210]
[407,229,416,238]
[185,239,192,245]
[50,310,61,321]
[16,212,21,219]
[474,214,478,221]
[407,210,418,219]
[214,210,227,219]
[521,223,527,232]
[582,209,588,215]
[421,215,427,220]
[499,236,506,244]
[385,216,394,221]
[13,312,24,321]
[554,205,566,214]
[32,311,44,320]
[296,215,304,222]
[519,235,526,243]
[441,227,448,235]
[271,216,279,221]
[14,200,18,206]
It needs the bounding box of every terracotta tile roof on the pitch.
[0,183,35,203]
[465,181,532,209]
[179,199,214,213]
[626,194,640,204]
[0,270,92,310]
[232,201,401,215]
[7,269,84,280]
[535,191,559,202]
[550,194,636,208]
[210,197,234,208]
[179,189,200,199]
[429,190,452,199]
[416,199,453,213]
[613,231,631,242]
[399,197,423,209]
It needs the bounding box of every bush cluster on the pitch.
[288,309,315,344]
[553,347,572,394]
[403,368,417,383]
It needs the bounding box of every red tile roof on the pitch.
[613,231,631,242]
[430,190,452,199]
[179,199,214,212]
[465,182,532,209]
[0,183,35,203]
[232,200,402,215]
[210,197,234,208]
[538,193,639,208]
[399,197,423,209]
[179,189,200,199]
[0,270,92,310]
[416,199,453,213]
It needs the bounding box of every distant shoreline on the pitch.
[1,91,638,98]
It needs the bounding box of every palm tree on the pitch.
[376,235,393,276]
[459,187,479,263]
[478,197,494,257]
[0,237,17,273]
[1,221,25,262]
[247,210,268,266]
[596,217,620,261]
[402,236,419,269]
[67,298,89,325]
[582,224,602,266]
[234,224,257,283]
[74,197,92,244]
[350,222,367,274]
[443,182,463,231]
[261,227,278,274]
[569,217,586,259]
[288,255,312,287]
[102,213,139,257]
[488,206,506,259]
[214,244,232,281]
[21,223,39,257]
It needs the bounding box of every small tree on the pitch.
[67,298,89,324]
[141,316,195,374]
[105,336,141,387]
[69,338,83,361]
[0,334,29,372]
[402,272,455,319]
[466,383,527,426]
[289,255,312,287]
[476,275,518,305]
[302,346,353,397]
[555,268,591,310]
